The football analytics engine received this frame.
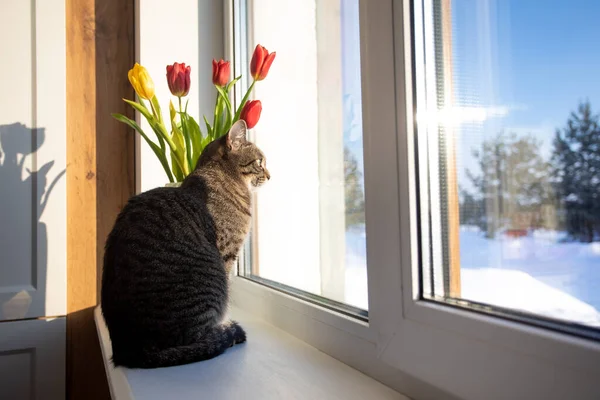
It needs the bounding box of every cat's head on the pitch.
[197,120,270,188]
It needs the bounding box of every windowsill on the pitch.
[94,306,408,400]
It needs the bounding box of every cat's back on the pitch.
[102,183,222,295]
[107,184,215,247]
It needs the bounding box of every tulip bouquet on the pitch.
[112,45,276,183]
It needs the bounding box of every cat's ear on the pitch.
[226,120,247,152]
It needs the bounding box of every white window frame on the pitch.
[224,0,600,399]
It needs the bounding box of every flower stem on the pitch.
[179,96,193,172]
[212,91,221,139]
[149,97,159,119]
[234,80,256,122]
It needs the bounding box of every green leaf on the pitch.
[169,99,176,122]
[226,75,242,92]
[124,98,166,152]
[134,101,178,157]
[170,100,193,173]
[171,125,188,178]
[212,92,221,138]
[216,98,227,137]
[151,96,164,125]
[177,110,202,170]
[215,86,234,135]
[147,118,173,153]
[200,133,212,150]
[149,96,179,162]
[123,98,152,120]
[215,86,233,115]
[234,80,256,123]
[219,109,228,136]
[170,148,184,182]
[185,116,203,169]
[147,115,185,176]
[203,115,213,139]
[112,113,174,182]
[182,115,194,172]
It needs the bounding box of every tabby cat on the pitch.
[101,120,269,368]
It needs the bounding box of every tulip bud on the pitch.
[250,45,276,81]
[128,63,155,100]
[212,59,231,87]
[166,62,191,97]
[239,100,262,129]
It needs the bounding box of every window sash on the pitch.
[230,0,369,315]
[396,0,600,396]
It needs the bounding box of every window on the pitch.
[415,0,600,335]
[233,0,368,312]
[228,0,600,398]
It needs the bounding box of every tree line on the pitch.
[461,101,600,242]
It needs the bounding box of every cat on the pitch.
[100,120,270,369]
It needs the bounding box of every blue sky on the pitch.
[452,0,600,189]
[341,0,600,190]
[452,0,600,163]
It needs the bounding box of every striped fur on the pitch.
[101,121,269,368]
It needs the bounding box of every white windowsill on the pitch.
[94,306,408,400]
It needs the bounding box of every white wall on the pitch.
[0,0,66,320]
[0,0,66,398]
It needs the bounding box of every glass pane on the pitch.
[416,0,600,330]
[237,0,367,311]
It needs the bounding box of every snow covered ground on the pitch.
[344,225,600,327]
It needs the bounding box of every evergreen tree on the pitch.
[458,188,486,229]
[551,101,600,242]
[465,132,552,237]
[344,146,365,228]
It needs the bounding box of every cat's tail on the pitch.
[112,321,247,369]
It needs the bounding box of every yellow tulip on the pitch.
[128,63,155,100]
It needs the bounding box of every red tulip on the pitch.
[212,59,231,87]
[166,62,191,97]
[250,45,276,81]
[240,100,262,129]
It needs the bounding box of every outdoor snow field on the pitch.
[344,225,600,327]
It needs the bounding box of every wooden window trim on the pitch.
[66,0,135,398]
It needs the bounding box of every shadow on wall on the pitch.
[0,122,64,320]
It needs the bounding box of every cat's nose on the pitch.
[265,169,270,180]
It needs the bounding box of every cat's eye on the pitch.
[255,159,262,166]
